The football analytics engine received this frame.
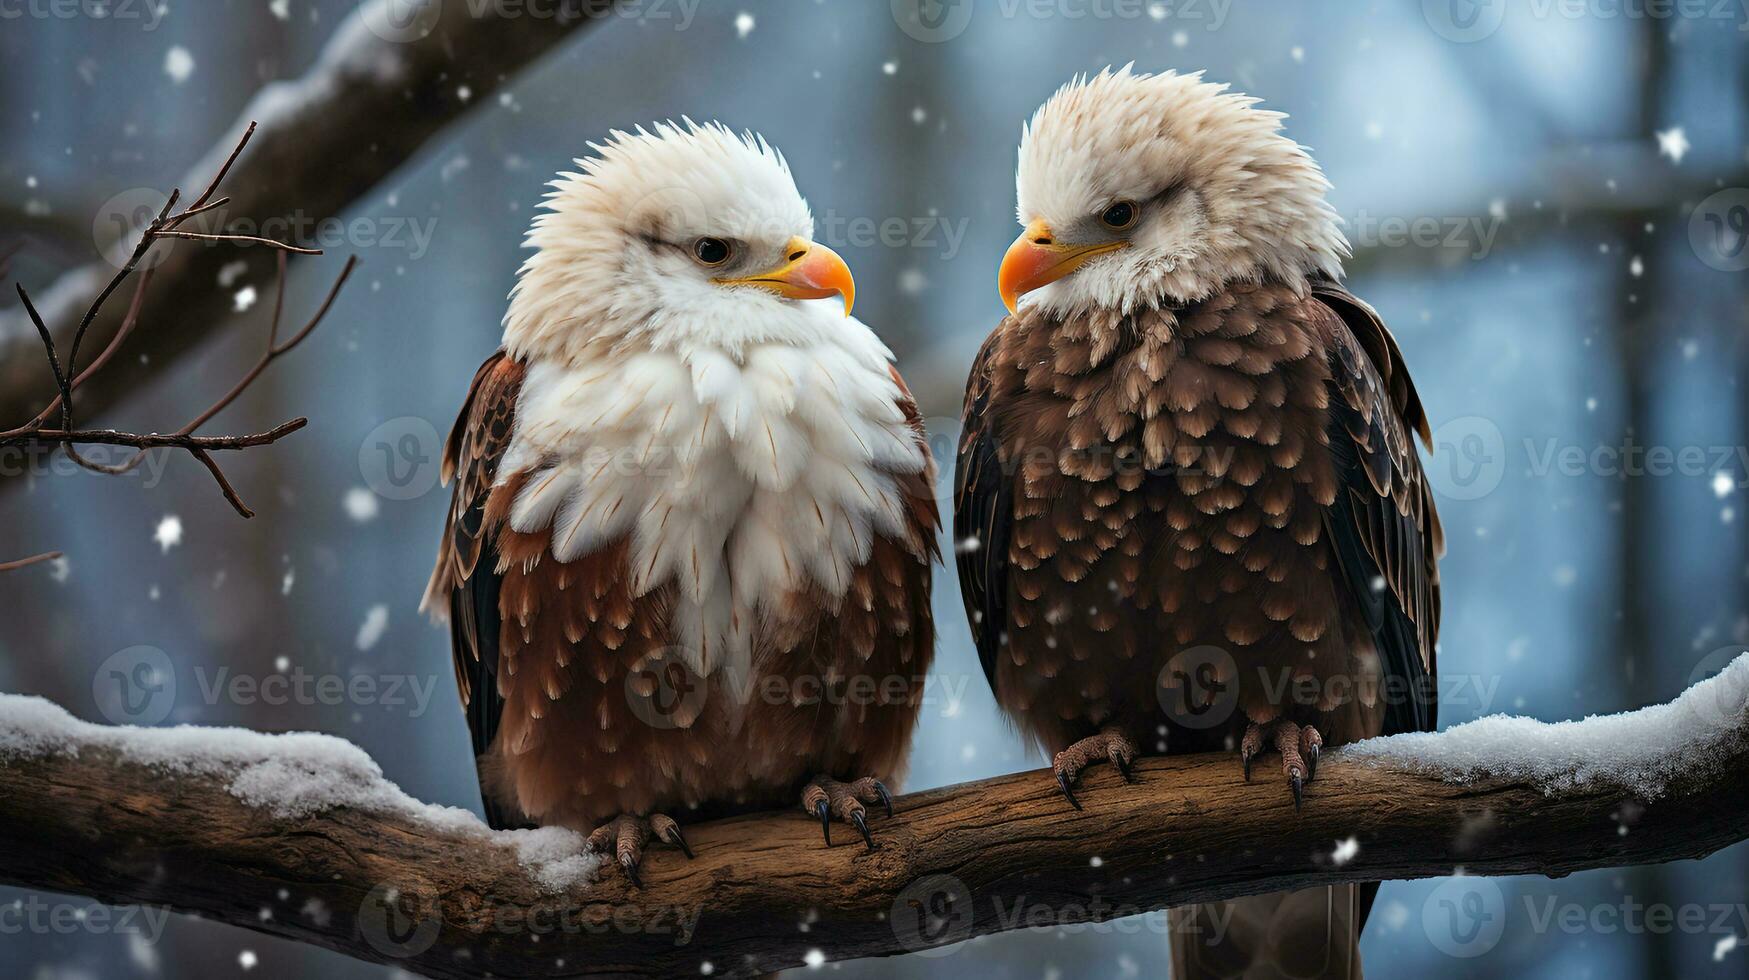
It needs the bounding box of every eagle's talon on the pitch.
[873,779,894,818]
[1051,729,1137,809]
[1240,720,1320,808]
[1056,769,1083,810]
[815,799,832,846]
[803,774,891,849]
[851,810,876,850]
[620,855,643,889]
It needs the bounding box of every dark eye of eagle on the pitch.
[693,237,731,266]
[1100,200,1137,231]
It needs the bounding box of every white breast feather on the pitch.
[500,314,925,684]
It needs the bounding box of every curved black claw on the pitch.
[1290,773,1304,811]
[664,825,695,860]
[1306,744,1320,782]
[620,856,643,890]
[851,811,876,851]
[1056,770,1083,811]
[815,799,832,847]
[1242,752,1254,782]
[873,780,894,818]
[1115,756,1137,784]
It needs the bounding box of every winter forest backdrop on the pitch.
[2,0,1748,977]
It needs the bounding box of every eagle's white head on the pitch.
[1001,66,1348,318]
[503,120,855,365]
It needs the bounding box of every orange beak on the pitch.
[997,218,1128,315]
[716,237,856,317]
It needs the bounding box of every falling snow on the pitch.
[154,515,183,554]
[735,12,755,38]
[1331,837,1359,865]
[356,604,389,651]
[343,486,381,522]
[1654,126,1689,164]
[164,46,194,84]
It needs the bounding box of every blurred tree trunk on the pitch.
[1614,18,1677,980]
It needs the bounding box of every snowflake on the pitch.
[735,11,755,38]
[1331,837,1359,865]
[343,487,380,523]
[164,46,194,84]
[154,515,183,553]
[356,604,389,651]
[1655,126,1689,164]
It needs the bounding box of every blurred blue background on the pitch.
[2,0,1747,976]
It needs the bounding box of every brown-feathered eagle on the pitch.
[426,121,939,885]
[955,68,1444,978]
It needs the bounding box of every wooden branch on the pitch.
[0,0,608,429]
[2,660,1746,979]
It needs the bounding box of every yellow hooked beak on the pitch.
[715,237,856,317]
[997,218,1129,315]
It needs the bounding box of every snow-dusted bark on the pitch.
[1,656,1746,978]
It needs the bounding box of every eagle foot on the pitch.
[1051,729,1139,811]
[587,812,692,889]
[1239,720,1322,810]
[801,775,892,851]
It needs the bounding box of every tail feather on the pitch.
[1170,885,1365,980]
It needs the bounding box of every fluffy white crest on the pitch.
[504,119,826,366]
[1015,65,1349,315]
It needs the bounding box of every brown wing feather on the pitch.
[424,349,525,827]
[1310,281,1443,733]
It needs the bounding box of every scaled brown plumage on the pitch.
[957,278,1441,778]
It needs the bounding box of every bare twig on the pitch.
[0,123,353,565]
[0,552,62,574]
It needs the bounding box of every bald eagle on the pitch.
[958,67,1443,978]
[427,121,939,885]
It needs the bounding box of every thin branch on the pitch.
[0,122,351,520]
[0,552,62,573]
[0,662,1745,978]
[151,231,323,254]
[11,418,308,451]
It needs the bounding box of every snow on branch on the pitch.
[0,0,609,429]
[2,656,1747,978]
